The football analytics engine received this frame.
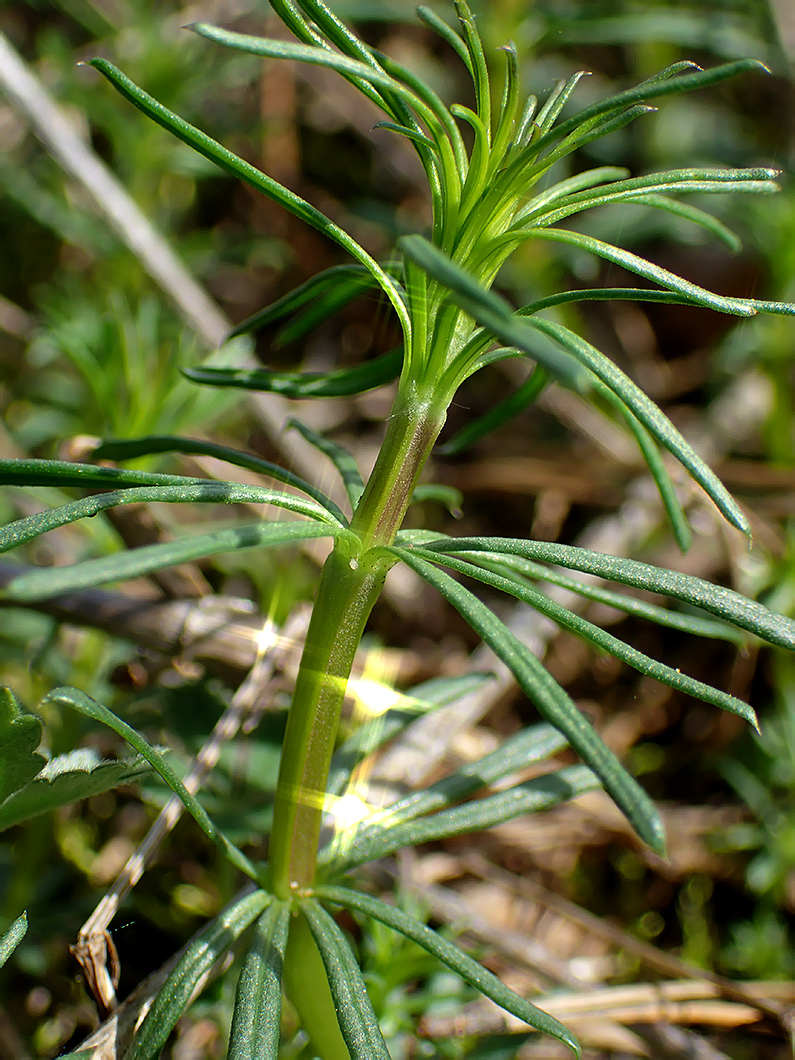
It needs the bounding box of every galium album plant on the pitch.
[2,0,795,1056]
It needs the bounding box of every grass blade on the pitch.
[314,885,580,1055]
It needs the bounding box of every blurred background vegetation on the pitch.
[0,1,794,1057]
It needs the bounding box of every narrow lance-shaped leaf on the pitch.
[421,536,795,650]
[525,167,779,227]
[91,435,347,525]
[417,6,471,71]
[292,0,427,145]
[129,890,271,1060]
[323,722,571,870]
[529,227,795,318]
[314,885,581,1055]
[518,59,769,168]
[535,70,589,135]
[226,264,380,340]
[41,687,259,879]
[519,286,704,315]
[596,382,691,552]
[617,194,743,251]
[1,483,342,557]
[190,24,462,179]
[88,59,411,339]
[5,521,346,601]
[490,43,521,177]
[455,0,491,136]
[518,315,751,537]
[417,547,757,726]
[329,765,599,872]
[300,900,391,1060]
[439,366,549,455]
[327,672,494,797]
[0,913,27,970]
[229,902,290,1060]
[392,546,666,854]
[288,419,364,510]
[183,347,403,400]
[487,552,745,644]
[410,483,463,516]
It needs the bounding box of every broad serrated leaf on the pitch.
[229,902,290,1060]
[0,913,27,969]
[0,750,152,832]
[0,686,45,802]
[300,900,391,1059]
[392,547,666,854]
[129,889,271,1060]
[314,886,580,1055]
[41,687,258,879]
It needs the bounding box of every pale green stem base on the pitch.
[284,910,351,1060]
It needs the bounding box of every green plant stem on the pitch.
[348,392,447,550]
[269,547,385,897]
[283,910,351,1060]
[269,395,445,898]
